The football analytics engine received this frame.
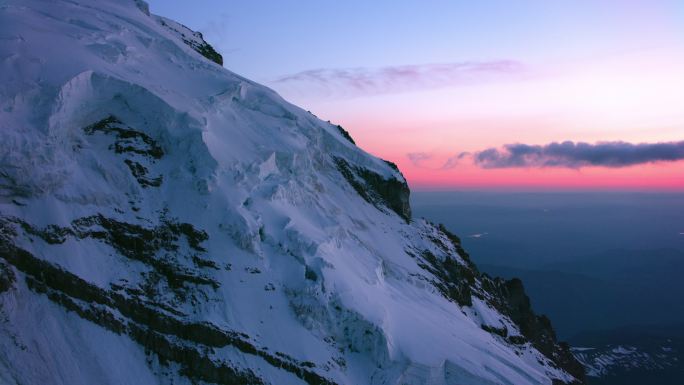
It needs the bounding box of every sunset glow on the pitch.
[150,0,684,190]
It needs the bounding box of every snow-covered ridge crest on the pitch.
[0,0,584,384]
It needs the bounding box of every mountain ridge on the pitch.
[0,1,583,384]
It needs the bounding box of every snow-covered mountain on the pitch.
[0,1,584,384]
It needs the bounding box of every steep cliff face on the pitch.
[334,157,412,222]
[155,16,224,65]
[0,1,583,384]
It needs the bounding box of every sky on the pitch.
[147,0,684,190]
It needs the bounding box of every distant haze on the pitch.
[412,191,684,265]
[412,191,684,337]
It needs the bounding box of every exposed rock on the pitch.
[335,125,356,145]
[84,116,164,159]
[334,157,411,222]
[0,221,336,385]
[408,222,585,383]
[155,16,223,65]
[482,275,586,383]
[0,260,14,293]
[3,214,217,299]
[124,159,163,187]
[415,250,474,307]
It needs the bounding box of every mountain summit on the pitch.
[0,1,583,384]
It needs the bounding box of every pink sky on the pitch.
[397,160,684,191]
[275,48,684,190]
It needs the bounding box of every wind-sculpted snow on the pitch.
[0,1,583,384]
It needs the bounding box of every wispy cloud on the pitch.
[406,151,473,169]
[272,60,525,98]
[441,152,470,169]
[472,140,684,168]
[406,152,433,167]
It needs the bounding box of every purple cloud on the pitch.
[272,60,525,98]
[473,140,684,168]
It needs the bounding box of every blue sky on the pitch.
[147,1,684,190]
[148,1,682,80]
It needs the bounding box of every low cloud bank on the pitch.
[472,140,684,168]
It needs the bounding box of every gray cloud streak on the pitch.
[473,140,684,168]
[406,151,474,169]
[406,152,433,167]
[272,60,524,98]
[441,152,470,169]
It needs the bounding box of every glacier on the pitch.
[0,1,584,384]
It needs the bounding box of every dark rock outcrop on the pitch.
[83,116,164,159]
[482,275,586,384]
[3,214,217,299]
[414,250,474,307]
[0,260,14,293]
[84,116,164,188]
[335,125,356,145]
[156,17,223,65]
[334,157,411,222]
[414,223,586,384]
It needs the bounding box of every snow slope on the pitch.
[0,1,583,384]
